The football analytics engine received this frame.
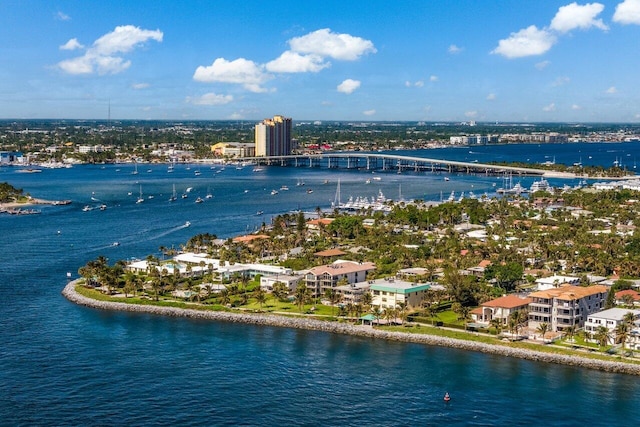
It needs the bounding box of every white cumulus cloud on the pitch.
[60,38,84,51]
[193,57,272,93]
[606,86,617,93]
[487,93,496,100]
[265,51,329,73]
[363,109,376,116]
[186,92,234,106]
[429,75,438,82]
[550,2,608,33]
[132,83,149,90]
[614,0,640,24]
[337,79,361,94]
[572,104,582,110]
[492,25,557,58]
[448,44,462,54]
[543,102,556,112]
[415,80,425,87]
[57,25,163,75]
[288,28,376,61]
[465,111,478,118]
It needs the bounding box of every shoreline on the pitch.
[62,281,640,376]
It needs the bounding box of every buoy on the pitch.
[444,392,451,402]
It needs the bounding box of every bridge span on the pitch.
[246,153,573,178]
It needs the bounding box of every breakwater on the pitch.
[62,281,640,376]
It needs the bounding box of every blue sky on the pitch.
[1,0,640,122]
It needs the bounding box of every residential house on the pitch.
[471,294,532,326]
[615,289,640,306]
[528,285,609,332]
[534,275,580,291]
[260,274,301,292]
[584,308,640,344]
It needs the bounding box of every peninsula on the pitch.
[66,182,640,375]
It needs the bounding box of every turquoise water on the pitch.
[1,143,640,425]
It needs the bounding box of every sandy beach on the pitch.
[62,281,640,376]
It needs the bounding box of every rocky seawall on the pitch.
[62,281,640,376]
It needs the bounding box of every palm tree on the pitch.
[563,324,577,342]
[536,322,549,341]
[594,325,611,348]
[219,288,231,306]
[295,283,311,313]
[254,286,267,309]
[615,322,630,348]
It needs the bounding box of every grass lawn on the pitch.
[380,324,640,365]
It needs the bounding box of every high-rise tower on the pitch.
[255,115,292,156]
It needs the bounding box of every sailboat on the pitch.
[205,187,213,199]
[132,162,139,175]
[169,184,177,202]
[136,185,144,204]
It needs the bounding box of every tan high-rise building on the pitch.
[255,115,292,156]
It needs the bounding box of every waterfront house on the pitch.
[335,281,373,304]
[528,285,609,332]
[260,274,301,292]
[534,275,580,291]
[304,260,376,297]
[615,289,640,306]
[584,308,640,344]
[470,294,532,326]
[369,277,432,309]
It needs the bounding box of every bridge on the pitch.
[246,153,575,178]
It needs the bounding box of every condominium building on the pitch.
[369,277,432,309]
[304,260,376,297]
[255,115,293,157]
[528,285,609,332]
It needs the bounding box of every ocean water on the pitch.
[1,142,640,426]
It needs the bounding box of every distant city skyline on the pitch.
[1,1,640,122]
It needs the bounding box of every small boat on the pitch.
[186,187,193,193]
[256,210,264,215]
[280,185,289,191]
[82,205,92,212]
[244,189,249,193]
[112,242,120,247]
[184,221,191,227]
[99,204,107,211]
[444,392,451,402]
[136,185,144,204]
[169,184,177,202]
[306,189,313,194]
[444,177,450,181]
[372,177,381,181]
[181,193,188,199]
[271,190,278,195]
[195,197,204,203]
[253,167,264,172]
[365,179,371,184]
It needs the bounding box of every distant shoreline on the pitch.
[62,281,640,376]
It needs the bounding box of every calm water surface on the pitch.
[1,143,639,425]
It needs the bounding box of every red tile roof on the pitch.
[482,294,532,309]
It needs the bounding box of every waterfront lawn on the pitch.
[380,324,640,365]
